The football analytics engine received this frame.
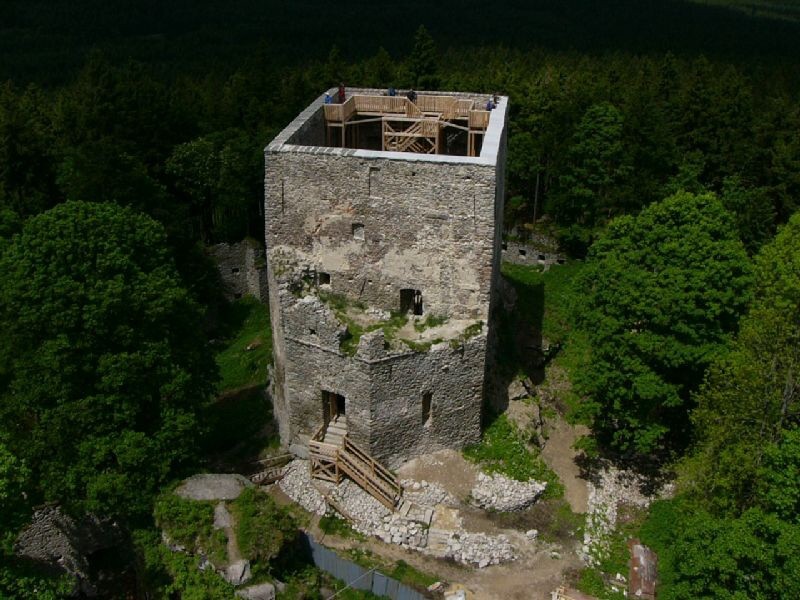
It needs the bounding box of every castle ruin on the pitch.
[264,87,507,494]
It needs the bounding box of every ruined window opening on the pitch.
[538,254,546,261]
[557,258,566,265]
[519,249,527,257]
[318,272,331,285]
[400,288,423,316]
[234,293,242,299]
[352,223,365,241]
[501,242,507,251]
[422,392,432,425]
[309,328,316,335]
[322,390,346,423]
[231,267,240,274]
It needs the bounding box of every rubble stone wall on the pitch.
[208,239,269,301]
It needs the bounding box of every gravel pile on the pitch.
[444,532,515,568]
[375,515,429,549]
[470,472,547,512]
[277,460,326,515]
[400,479,458,507]
[328,480,428,549]
[329,479,391,530]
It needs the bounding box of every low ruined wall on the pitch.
[501,240,565,268]
[208,239,268,301]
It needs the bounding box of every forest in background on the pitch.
[1,1,799,598]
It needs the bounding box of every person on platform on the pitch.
[406,88,417,103]
[337,83,346,103]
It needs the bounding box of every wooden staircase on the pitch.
[247,453,293,485]
[309,418,402,510]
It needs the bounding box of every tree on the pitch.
[165,129,261,243]
[554,102,632,229]
[0,201,217,519]
[407,25,439,89]
[642,501,800,600]
[681,211,800,513]
[575,192,752,456]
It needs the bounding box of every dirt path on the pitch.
[541,420,590,514]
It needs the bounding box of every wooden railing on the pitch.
[469,110,490,129]
[308,422,401,509]
[248,453,293,485]
[324,94,478,125]
[353,95,406,115]
[340,436,401,508]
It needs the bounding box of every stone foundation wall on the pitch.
[208,239,269,301]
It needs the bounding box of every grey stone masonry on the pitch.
[264,88,508,466]
[208,239,269,302]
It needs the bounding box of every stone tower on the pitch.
[264,87,507,468]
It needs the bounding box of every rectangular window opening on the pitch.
[352,223,365,241]
[501,242,507,251]
[318,272,331,285]
[231,267,240,274]
[519,249,527,257]
[400,288,423,316]
[538,254,546,261]
[422,392,432,425]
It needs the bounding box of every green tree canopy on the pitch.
[681,211,800,513]
[575,191,752,456]
[407,25,439,89]
[0,201,217,519]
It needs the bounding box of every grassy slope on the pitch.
[215,296,272,393]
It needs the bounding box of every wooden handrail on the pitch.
[343,436,399,492]
[469,110,490,129]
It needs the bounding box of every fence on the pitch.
[304,534,429,600]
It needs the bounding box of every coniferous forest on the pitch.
[1,1,799,598]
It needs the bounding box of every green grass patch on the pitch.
[319,291,409,355]
[215,297,272,392]
[232,488,298,573]
[153,491,228,567]
[318,515,365,540]
[346,549,439,593]
[464,413,563,498]
[413,314,448,332]
[388,560,439,589]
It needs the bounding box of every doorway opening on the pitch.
[322,390,346,424]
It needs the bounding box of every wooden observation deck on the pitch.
[323,94,491,157]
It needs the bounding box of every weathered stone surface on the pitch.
[208,239,268,302]
[175,474,253,501]
[265,87,508,467]
[213,502,233,529]
[225,559,252,586]
[236,582,277,600]
[14,504,122,595]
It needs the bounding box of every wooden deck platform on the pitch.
[323,94,491,157]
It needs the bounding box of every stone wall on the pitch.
[14,504,121,595]
[500,240,566,268]
[265,152,498,320]
[272,287,485,467]
[208,239,269,302]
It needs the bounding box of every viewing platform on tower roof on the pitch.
[267,87,507,163]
